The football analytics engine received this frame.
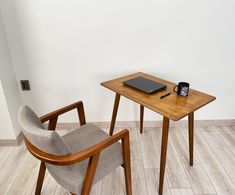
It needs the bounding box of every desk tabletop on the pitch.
[101,72,216,121]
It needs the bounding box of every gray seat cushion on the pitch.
[46,123,123,194]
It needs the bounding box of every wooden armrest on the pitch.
[24,129,129,165]
[39,101,86,128]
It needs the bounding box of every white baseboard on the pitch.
[92,119,235,128]
[57,119,235,129]
[1,119,234,146]
[0,131,23,146]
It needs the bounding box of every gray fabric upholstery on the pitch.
[18,105,70,156]
[18,106,123,194]
[46,123,123,194]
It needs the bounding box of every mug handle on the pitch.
[173,85,178,92]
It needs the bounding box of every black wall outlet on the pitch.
[20,80,30,91]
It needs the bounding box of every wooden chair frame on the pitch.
[23,101,132,195]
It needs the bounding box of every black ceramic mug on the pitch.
[173,82,190,96]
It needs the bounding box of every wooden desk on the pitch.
[101,72,216,195]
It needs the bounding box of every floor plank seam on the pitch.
[177,125,218,195]
[195,128,230,195]
[199,127,235,188]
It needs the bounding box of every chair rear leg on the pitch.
[122,133,132,195]
[35,162,46,195]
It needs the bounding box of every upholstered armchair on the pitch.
[18,101,132,195]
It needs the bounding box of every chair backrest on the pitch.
[18,105,70,156]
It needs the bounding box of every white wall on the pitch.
[0,81,16,139]
[1,0,235,122]
[0,10,21,139]
[0,0,34,107]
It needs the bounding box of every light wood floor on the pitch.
[0,124,235,195]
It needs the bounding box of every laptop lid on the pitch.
[123,77,167,94]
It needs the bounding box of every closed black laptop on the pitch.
[123,77,167,94]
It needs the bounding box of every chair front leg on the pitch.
[81,153,100,195]
[35,162,46,195]
[122,132,132,195]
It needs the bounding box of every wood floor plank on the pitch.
[213,125,235,135]
[129,127,142,160]
[154,127,191,189]
[101,161,148,195]
[212,127,235,156]
[138,127,160,168]
[7,155,40,195]
[101,167,125,195]
[194,193,218,195]
[2,125,235,195]
[55,185,70,195]
[42,172,58,195]
[0,146,14,169]
[144,169,159,195]
[200,126,235,185]
[231,125,235,132]
[0,143,29,194]
[171,125,216,194]
[132,160,148,195]
[90,181,102,195]
[100,170,115,195]
[180,126,235,195]
[170,188,194,195]
[145,168,172,195]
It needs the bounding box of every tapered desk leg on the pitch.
[159,116,170,195]
[109,93,120,136]
[188,112,194,166]
[140,105,144,134]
